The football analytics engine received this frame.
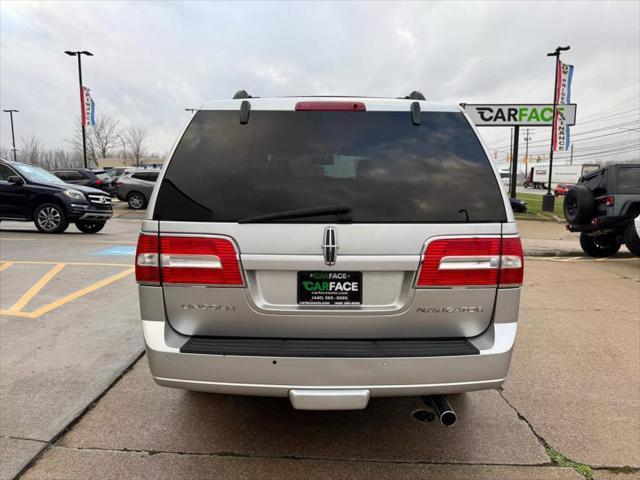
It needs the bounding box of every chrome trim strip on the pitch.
[161,254,222,269]
[438,255,500,270]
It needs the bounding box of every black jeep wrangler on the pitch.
[564,163,640,257]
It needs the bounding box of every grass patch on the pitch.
[514,192,565,222]
[547,447,593,480]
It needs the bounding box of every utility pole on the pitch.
[523,128,532,168]
[2,109,18,161]
[542,45,570,212]
[65,50,93,168]
[569,143,574,165]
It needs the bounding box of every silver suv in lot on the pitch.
[115,169,160,209]
[136,93,523,418]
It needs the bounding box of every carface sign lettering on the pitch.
[463,104,576,127]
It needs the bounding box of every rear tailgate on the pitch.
[155,222,504,338]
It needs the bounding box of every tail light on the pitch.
[605,196,615,206]
[416,237,523,288]
[135,234,160,284]
[116,181,123,187]
[135,234,243,286]
[95,179,103,185]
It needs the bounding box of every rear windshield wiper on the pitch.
[238,205,352,224]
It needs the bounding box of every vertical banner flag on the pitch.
[553,60,574,151]
[81,86,96,127]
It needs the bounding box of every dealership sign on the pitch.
[463,104,576,127]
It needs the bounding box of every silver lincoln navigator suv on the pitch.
[136,92,523,415]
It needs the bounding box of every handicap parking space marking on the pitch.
[528,256,638,263]
[92,245,137,256]
[0,261,134,319]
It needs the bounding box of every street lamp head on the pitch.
[64,50,77,56]
[3,109,19,113]
[547,45,571,56]
[81,51,93,56]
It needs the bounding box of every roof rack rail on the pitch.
[404,91,426,101]
[233,90,252,99]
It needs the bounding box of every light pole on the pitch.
[117,134,127,162]
[2,109,18,161]
[542,45,570,212]
[65,50,93,168]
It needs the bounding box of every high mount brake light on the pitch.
[295,101,366,112]
[416,237,523,288]
[135,234,243,286]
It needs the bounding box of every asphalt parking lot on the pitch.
[1,218,638,480]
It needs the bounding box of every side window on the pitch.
[53,171,68,180]
[147,172,159,182]
[68,171,86,181]
[131,173,144,180]
[618,167,640,193]
[0,164,17,181]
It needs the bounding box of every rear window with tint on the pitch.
[154,110,506,223]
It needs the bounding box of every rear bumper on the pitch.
[567,215,629,233]
[142,319,517,406]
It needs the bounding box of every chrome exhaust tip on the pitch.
[423,395,457,426]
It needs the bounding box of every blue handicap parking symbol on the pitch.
[92,246,137,256]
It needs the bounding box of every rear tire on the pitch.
[76,221,106,234]
[127,191,146,210]
[579,232,621,258]
[564,185,594,224]
[33,203,69,234]
[623,221,640,257]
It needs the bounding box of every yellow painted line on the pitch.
[25,267,134,318]
[3,260,132,267]
[0,261,15,272]
[0,310,33,318]
[7,263,66,313]
[0,237,39,241]
[559,256,581,262]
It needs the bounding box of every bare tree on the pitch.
[124,125,147,166]
[20,134,44,165]
[92,115,121,159]
[68,118,98,167]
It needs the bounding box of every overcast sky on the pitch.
[1,0,638,165]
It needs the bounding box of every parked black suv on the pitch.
[51,168,116,196]
[0,159,112,233]
[564,163,640,257]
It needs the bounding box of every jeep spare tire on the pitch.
[564,185,594,224]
